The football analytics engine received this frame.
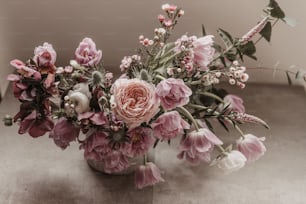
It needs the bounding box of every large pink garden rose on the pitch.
[75,37,102,67]
[155,78,192,110]
[111,78,160,129]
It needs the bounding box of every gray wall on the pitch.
[0,0,304,94]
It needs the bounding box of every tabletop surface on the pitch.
[0,84,305,204]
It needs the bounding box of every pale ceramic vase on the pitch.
[87,148,155,175]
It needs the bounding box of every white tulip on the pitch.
[217,150,247,174]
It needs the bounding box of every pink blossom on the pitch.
[192,35,215,71]
[64,66,73,73]
[151,111,190,140]
[111,78,160,129]
[105,72,113,81]
[155,78,192,110]
[163,19,173,27]
[158,14,165,22]
[75,37,102,67]
[237,134,266,162]
[33,42,57,67]
[122,127,154,157]
[135,162,164,189]
[217,150,247,174]
[223,94,245,113]
[49,118,80,149]
[18,110,54,138]
[78,112,108,126]
[10,59,41,80]
[161,4,177,13]
[178,128,223,165]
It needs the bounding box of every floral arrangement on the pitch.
[6,1,287,189]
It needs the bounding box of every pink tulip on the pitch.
[237,134,266,162]
[217,150,247,174]
[151,111,190,140]
[178,128,223,165]
[223,94,245,113]
[135,162,164,189]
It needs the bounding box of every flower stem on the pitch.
[177,106,199,131]
[233,122,245,138]
[155,74,166,81]
[216,145,225,153]
[143,153,148,165]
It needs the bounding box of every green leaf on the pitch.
[239,41,257,60]
[217,28,234,48]
[218,118,229,132]
[202,24,206,36]
[198,92,224,104]
[286,71,292,85]
[224,51,237,62]
[204,119,214,132]
[259,21,272,42]
[153,139,160,148]
[268,0,285,19]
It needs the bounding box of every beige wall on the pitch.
[0,0,304,94]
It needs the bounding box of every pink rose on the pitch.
[177,128,223,165]
[135,162,164,189]
[111,78,160,129]
[192,35,215,71]
[75,37,102,67]
[151,111,190,140]
[237,134,266,162]
[155,78,192,110]
[33,42,57,67]
[49,118,80,149]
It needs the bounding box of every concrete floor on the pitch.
[0,84,306,204]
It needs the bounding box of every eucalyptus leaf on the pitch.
[202,24,206,36]
[218,118,229,132]
[217,28,234,49]
[268,0,285,19]
[259,21,272,42]
[239,41,257,60]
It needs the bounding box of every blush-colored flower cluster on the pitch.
[6,1,286,189]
